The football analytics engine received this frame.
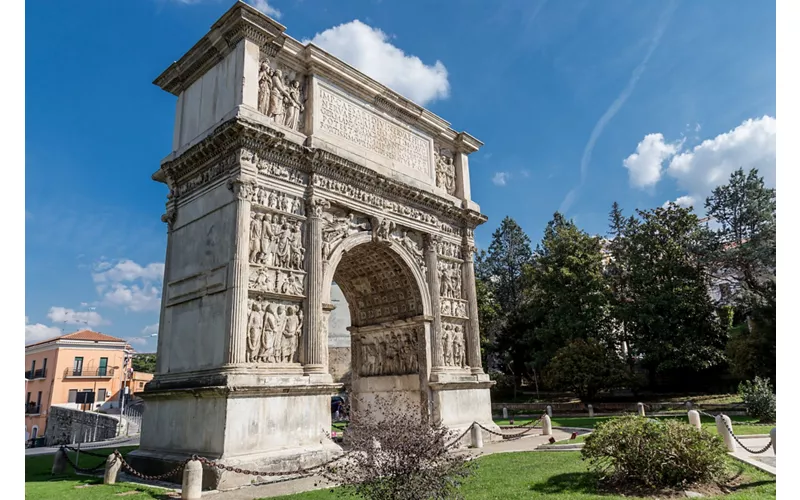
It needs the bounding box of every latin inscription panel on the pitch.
[315,81,433,181]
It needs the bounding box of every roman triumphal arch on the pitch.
[130,2,499,490]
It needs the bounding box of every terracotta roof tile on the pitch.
[25,329,127,348]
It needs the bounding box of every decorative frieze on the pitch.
[437,240,463,261]
[357,326,420,376]
[248,266,305,297]
[245,297,304,364]
[320,209,371,261]
[441,297,468,319]
[249,186,305,216]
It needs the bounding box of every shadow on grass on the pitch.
[528,471,605,495]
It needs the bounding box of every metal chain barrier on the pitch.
[502,415,545,429]
[191,451,353,478]
[63,445,111,459]
[113,450,190,481]
[696,410,773,426]
[475,421,539,441]
[444,424,475,449]
[60,447,114,474]
[719,417,774,454]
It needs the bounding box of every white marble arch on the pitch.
[321,230,432,316]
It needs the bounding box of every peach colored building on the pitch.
[128,371,154,395]
[25,330,132,440]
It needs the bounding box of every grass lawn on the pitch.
[262,451,775,500]
[25,446,169,500]
[493,415,772,436]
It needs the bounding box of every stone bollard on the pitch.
[715,414,736,452]
[182,459,203,500]
[688,410,701,431]
[51,448,67,475]
[470,424,483,449]
[686,401,693,410]
[637,403,645,416]
[542,414,552,436]
[502,407,508,420]
[587,404,594,417]
[104,453,122,485]
[770,428,776,454]
[546,405,553,417]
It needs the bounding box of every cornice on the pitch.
[153,115,488,229]
[153,1,286,96]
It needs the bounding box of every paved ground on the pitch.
[204,429,573,500]
[728,435,776,475]
[24,435,140,456]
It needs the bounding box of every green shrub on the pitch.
[581,416,729,489]
[738,376,776,422]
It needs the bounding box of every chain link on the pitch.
[113,450,189,481]
[191,451,352,477]
[719,417,774,454]
[502,415,545,430]
[63,445,111,459]
[60,447,114,473]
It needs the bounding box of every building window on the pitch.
[98,388,107,401]
[31,426,38,439]
[99,357,108,376]
[138,382,144,389]
[36,391,42,408]
[68,389,78,403]
[73,357,84,376]
[30,360,36,374]
[42,358,47,376]
[26,392,31,404]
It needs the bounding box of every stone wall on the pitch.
[44,406,119,445]
[328,347,352,385]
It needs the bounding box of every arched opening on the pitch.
[325,239,429,423]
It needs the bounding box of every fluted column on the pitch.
[462,239,484,374]
[224,179,254,365]
[303,195,330,374]
[425,234,445,372]
[154,201,177,375]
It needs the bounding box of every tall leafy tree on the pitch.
[705,168,776,380]
[476,217,534,386]
[623,204,726,382]
[606,202,635,364]
[525,213,612,369]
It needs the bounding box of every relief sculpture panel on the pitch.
[258,58,306,132]
[246,297,303,364]
[357,326,420,377]
[442,320,467,369]
[434,146,456,196]
[320,208,372,261]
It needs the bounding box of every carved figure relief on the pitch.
[437,240,463,260]
[248,213,305,270]
[248,186,305,216]
[321,209,372,260]
[257,58,306,132]
[357,326,420,376]
[442,322,467,368]
[246,298,303,364]
[441,298,468,319]
[372,216,396,243]
[249,266,305,297]
[434,148,456,196]
[438,261,463,299]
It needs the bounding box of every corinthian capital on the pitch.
[228,179,255,201]
[306,196,330,218]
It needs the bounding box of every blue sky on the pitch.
[25,0,776,351]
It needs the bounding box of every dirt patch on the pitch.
[598,475,748,498]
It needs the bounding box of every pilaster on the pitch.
[425,233,445,372]
[303,193,330,374]
[462,238,484,374]
[224,178,255,365]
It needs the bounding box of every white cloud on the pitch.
[667,115,776,198]
[662,195,695,209]
[93,260,164,284]
[142,323,159,336]
[623,133,683,188]
[247,0,281,18]
[103,284,162,313]
[303,20,449,106]
[25,320,62,344]
[492,172,510,186]
[92,259,164,312]
[127,337,147,346]
[47,306,107,327]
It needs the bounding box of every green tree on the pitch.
[622,204,726,383]
[525,213,612,369]
[544,338,631,402]
[704,168,776,380]
[476,217,534,389]
[606,202,636,366]
[132,353,157,374]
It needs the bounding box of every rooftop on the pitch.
[25,329,129,349]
